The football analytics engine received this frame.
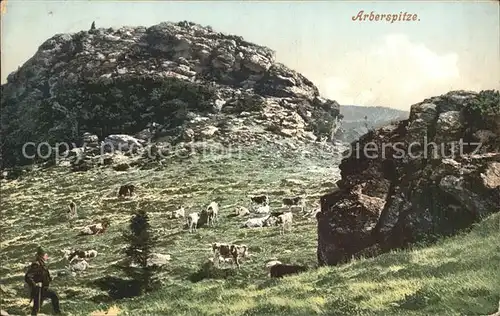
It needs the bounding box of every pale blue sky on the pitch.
[2,1,499,109]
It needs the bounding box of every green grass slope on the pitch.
[1,147,498,316]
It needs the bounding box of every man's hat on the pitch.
[36,246,46,257]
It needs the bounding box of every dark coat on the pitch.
[25,258,52,289]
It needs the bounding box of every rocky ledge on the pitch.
[317,90,500,266]
[0,21,340,168]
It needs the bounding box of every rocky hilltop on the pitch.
[0,21,340,168]
[317,90,500,265]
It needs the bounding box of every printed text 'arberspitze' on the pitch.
[352,10,420,23]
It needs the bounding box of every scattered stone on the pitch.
[83,132,99,146]
[103,135,144,152]
[199,126,219,138]
[128,253,171,268]
[281,178,306,186]
[0,309,11,316]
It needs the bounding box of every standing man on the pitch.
[25,246,61,315]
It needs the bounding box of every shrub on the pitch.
[464,90,500,129]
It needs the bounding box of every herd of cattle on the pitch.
[61,183,320,278]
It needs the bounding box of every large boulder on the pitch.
[103,134,145,153]
[317,90,500,266]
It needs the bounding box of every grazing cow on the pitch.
[78,219,110,236]
[250,195,269,206]
[254,204,270,214]
[67,201,78,219]
[241,215,270,228]
[270,264,308,278]
[68,249,98,263]
[169,206,185,219]
[212,243,248,268]
[206,202,219,227]
[277,212,293,234]
[209,256,232,264]
[187,212,199,233]
[61,248,74,261]
[70,258,90,272]
[270,210,284,217]
[118,184,135,197]
[266,215,282,227]
[282,196,305,212]
[167,209,184,219]
[234,206,250,217]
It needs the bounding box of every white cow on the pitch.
[235,206,250,217]
[187,212,200,233]
[241,215,270,228]
[173,206,185,219]
[206,202,219,227]
[70,258,90,271]
[277,212,293,234]
[254,204,270,214]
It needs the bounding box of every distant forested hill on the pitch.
[337,105,409,142]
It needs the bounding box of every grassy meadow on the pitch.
[1,145,499,316]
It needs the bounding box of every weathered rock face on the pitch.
[317,90,500,266]
[0,21,340,168]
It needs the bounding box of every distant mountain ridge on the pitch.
[340,105,409,122]
[336,105,409,143]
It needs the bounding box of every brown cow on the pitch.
[118,184,135,197]
[212,243,248,268]
[78,218,110,236]
[67,249,98,263]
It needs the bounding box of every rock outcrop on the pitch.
[317,90,500,266]
[0,21,340,168]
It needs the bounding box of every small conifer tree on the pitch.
[122,209,158,293]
